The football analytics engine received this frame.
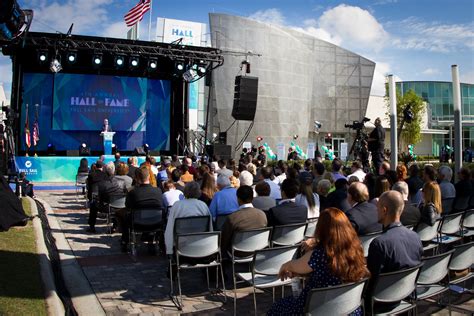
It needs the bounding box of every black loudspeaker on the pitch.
[232,75,258,121]
[133,146,146,156]
[218,132,227,144]
[79,146,91,156]
[67,150,79,156]
[206,144,232,160]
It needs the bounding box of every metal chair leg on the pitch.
[253,285,257,315]
[219,263,227,302]
[232,261,237,315]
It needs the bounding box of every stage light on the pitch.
[37,50,48,63]
[129,55,139,68]
[79,143,90,156]
[114,55,125,68]
[197,60,207,76]
[66,51,77,63]
[50,58,62,73]
[183,68,197,82]
[293,134,299,140]
[148,59,157,70]
[143,143,149,155]
[47,143,56,156]
[257,136,263,142]
[92,53,102,66]
[175,61,185,73]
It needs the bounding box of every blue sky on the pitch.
[1,0,473,98]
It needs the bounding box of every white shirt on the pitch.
[264,179,282,200]
[162,189,184,208]
[273,173,286,186]
[239,203,254,210]
[295,193,320,218]
[164,198,212,254]
[348,169,366,182]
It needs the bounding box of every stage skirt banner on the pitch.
[14,156,149,182]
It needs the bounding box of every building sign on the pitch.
[276,142,286,161]
[340,143,348,161]
[307,143,315,159]
[161,18,203,46]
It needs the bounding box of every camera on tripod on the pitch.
[344,117,370,130]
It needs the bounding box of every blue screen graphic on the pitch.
[21,73,171,151]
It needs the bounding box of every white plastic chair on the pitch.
[359,231,383,257]
[271,222,307,247]
[75,173,88,201]
[304,217,318,239]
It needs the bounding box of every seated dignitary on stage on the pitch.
[209,174,239,220]
[220,185,267,255]
[366,191,423,314]
[164,181,212,255]
[121,167,163,252]
[345,182,382,235]
[266,178,307,226]
[87,162,127,233]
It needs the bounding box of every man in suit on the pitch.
[121,167,163,252]
[392,181,421,226]
[127,156,138,180]
[220,185,267,254]
[102,118,112,132]
[345,182,382,235]
[86,160,108,232]
[326,178,351,212]
[267,178,307,226]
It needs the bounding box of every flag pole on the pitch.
[148,0,152,41]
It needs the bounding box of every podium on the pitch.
[100,131,115,155]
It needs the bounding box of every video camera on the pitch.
[344,117,370,130]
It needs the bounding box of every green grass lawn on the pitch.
[0,198,47,316]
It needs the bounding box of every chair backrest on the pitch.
[469,195,474,208]
[109,196,126,209]
[271,222,307,246]
[305,217,318,238]
[441,198,455,215]
[176,231,220,259]
[418,249,454,285]
[214,214,229,231]
[373,264,422,303]
[359,231,383,257]
[232,227,272,254]
[304,278,368,315]
[416,220,441,242]
[253,245,298,276]
[174,215,210,235]
[132,208,163,226]
[76,173,88,184]
[440,212,463,235]
[462,209,474,229]
[453,196,470,212]
[449,241,474,271]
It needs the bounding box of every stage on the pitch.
[14,156,151,182]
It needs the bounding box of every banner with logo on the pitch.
[162,18,203,46]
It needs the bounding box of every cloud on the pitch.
[248,8,285,26]
[370,61,400,96]
[102,22,129,39]
[373,0,398,5]
[460,70,474,84]
[422,68,441,76]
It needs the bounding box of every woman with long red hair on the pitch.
[268,208,370,315]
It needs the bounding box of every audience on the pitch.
[295,171,320,218]
[405,164,423,202]
[311,161,326,192]
[164,182,212,255]
[252,181,277,211]
[162,180,184,208]
[330,158,347,181]
[438,165,456,199]
[455,167,473,199]
[86,160,108,232]
[316,179,331,211]
[180,164,194,183]
[115,162,133,190]
[378,161,391,176]
[372,176,391,205]
[209,175,239,219]
[113,152,122,170]
[170,168,185,192]
[326,178,350,212]
[267,178,307,226]
[127,156,138,179]
[78,158,89,174]
[392,181,421,227]
[366,191,423,314]
[348,160,366,182]
[260,166,282,200]
[220,185,267,255]
[345,182,382,235]
[419,181,442,226]
[395,164,407,182]
[268,208,369,315]
[199,172,217,206]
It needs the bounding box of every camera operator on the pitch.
[367,117,385,175]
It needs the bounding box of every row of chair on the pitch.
[441,194,474,215]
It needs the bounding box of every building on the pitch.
[209,14,375,158]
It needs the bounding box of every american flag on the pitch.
[25,105,31,148]
[32,118,39,146]
[124,0,151,27]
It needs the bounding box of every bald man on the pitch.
[366,191,423,314]
[345,182,382,235]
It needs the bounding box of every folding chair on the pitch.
[434,212,463,245]
[416,219,441,252]
[129,208,164,256]
[172,231,226,309]
[460,209,474,238]
[271,222,307,247]
[453,196,470,213]
[229,227,272,314]
[236,245,299,314]
[359,231,383,257]
[371,264,423,315]
[104,195,126,234]
[448,241,474,288]
[304,278,368,315]
[214,214,229,231]
[75,173,88,201]
[304,217,318,239]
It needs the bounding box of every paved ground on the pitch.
[36,186,473,315]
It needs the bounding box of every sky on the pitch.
[1,0,473,99]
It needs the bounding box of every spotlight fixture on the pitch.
[92,53,102,66]
[37,50,48,63]
[50,58,62,73]
[114,55,125,68]
[79,143,90,156]
[175,61,185,73]
[183,68,197,82]
[293,134,299,140]
[148,59,157,70]
[66,51,77,64]
[196,60,207,76]
[256,136,263,142]
[129,55,139,68]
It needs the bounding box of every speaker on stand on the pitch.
[232,75,258,121]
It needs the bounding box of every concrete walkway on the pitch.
[35,186,473,315]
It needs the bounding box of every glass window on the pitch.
[435,83,442,98]
[462,85,469,98]
[441,83,450,98]
[428,82,435,97]
[469,85,474,97]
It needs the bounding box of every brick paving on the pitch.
[36,187,473,315]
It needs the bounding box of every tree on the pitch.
[385,87,426,151]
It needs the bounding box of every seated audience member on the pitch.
[16,172,35,198]
[348,160,366,182]
[316,179,331,211]
[115,162,133,190]
[267,178,307,226]
[88,162,127,233]
[366,191,423,314]
[195,164,210,186]
[164,182,212,255]
[295,171,320,218]
[162,180,184,208]
[86,160,107,201]
[209,175,239,219]
[239,170,256,195]
[455,167,473,199]
[418,181,442,226]
[411,164,437,205]
[364,173,377,203]
[396,164,407,182]
[345,182,382,235]
[392,181,421,226]
[113,152,122,170]
[143,157,158,187]
[331,158,347,182]
[216,159,233,177]
[127,156,138,179]
[348,176,360,185]
[326,178,351,212]
[378,161,391,176]
[229,175,240,188]
[405,164,423,202]
[220,185,267,254]
[384,170,398,187]
[78,158,89,174]
[438,165,456,199]
[371,176,391,205]
[273,161,288,186]
[170,168,185,192]
[252,181,277,211]
[180,164,194,183]
[260,166,282,200]
[311,161,326,192]
[268,208,370,315]
[121,167,163,252]
[199,172,217,206]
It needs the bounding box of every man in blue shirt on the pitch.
[209,175,239,219]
